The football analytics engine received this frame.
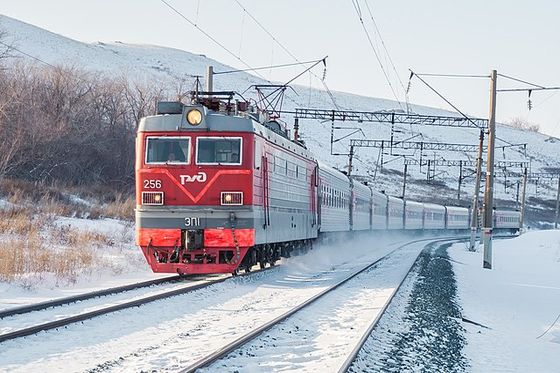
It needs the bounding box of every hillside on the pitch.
[1,14,559,226]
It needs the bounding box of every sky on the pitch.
[1,0,559,137]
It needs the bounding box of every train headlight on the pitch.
[221,192,243,205]
[186,109,202,126]
[142,191,164,205]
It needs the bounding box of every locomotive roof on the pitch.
[138,104,316,160]
[138,104,258,133]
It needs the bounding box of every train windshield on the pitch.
[145,136,190,164]
[196,137,242,165]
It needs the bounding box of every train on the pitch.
[135,93,521,275]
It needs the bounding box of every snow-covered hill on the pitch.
[1,14,559,224]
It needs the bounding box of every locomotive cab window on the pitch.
[196,137,242,165]
[145,136,190,164]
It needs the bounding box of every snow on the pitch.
[202,241,424,372]
[450,230,560,372]
[0,216,168,311]
[0,234,414,372]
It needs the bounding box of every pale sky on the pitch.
[1,0,559,136]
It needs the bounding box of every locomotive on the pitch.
[135,93,520,275]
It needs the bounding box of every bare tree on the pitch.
[508,117,540,133]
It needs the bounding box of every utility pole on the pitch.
[205,65,214,93]
[402,163,408,198]
[555,176,560,229]
[483,70,497,269]
[469,130,484,251]
[520,167,528,228]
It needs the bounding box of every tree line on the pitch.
[0,63,173,187]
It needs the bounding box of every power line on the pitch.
[233,0,342,109]
[160,0,266,80]
[351,0,405,111]
[0,40,57,69]
[363,1,408,103]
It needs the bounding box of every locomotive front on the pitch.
[135,101,256,275]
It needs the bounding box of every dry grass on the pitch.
[0,207,44,235]
[57,225,113,248]
[103,193,135,221]
[0,206,112,285]
[0,178,134,286]
[0,178,135,221]
[0,231,98,284]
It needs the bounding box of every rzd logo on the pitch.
[180,172,207,184]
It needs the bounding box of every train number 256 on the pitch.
[144,179,162,189]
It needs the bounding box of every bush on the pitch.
[507,117,540,133]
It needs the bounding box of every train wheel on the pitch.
[232,268,239,276]
[259,261,266,270]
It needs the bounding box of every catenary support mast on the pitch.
[482,70,497,269]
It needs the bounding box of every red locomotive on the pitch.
[135,93,318,275]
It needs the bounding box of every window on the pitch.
[196,137,242,165]
[146,136,190,164]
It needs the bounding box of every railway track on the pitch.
[339,235,514,373]
[337,239,446,373]
[180,236,464,373]
[0,268,274,344]
[0,274,184,319]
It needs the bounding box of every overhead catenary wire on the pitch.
[160,0,267,81]
[0,40,57,69]
[351,0,405,111]
[362,0,408,105]
[233,0,342,109]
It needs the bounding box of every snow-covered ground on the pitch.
[0,234,415,372]
[450,230,560,372]
[0,216,167,311]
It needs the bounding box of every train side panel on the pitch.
[387,196,404,230]
[423,203,446,230]
[404,200,424,230]
[445,206,470,230]
[372,190,388,230]
[352,181,372,231]
[253,132,318,245]
[318,162,351,232]
[494,209,521,230]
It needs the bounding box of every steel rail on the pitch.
[0,268,275,344]
[179,236,467,373]
[0,275,183,319]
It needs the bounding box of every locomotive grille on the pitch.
[221,192,243,206]
[142,191,164,205]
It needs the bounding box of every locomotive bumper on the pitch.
[135,207,256,275]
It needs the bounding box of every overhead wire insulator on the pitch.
[527,89,533,111]
[406,71,414,94]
